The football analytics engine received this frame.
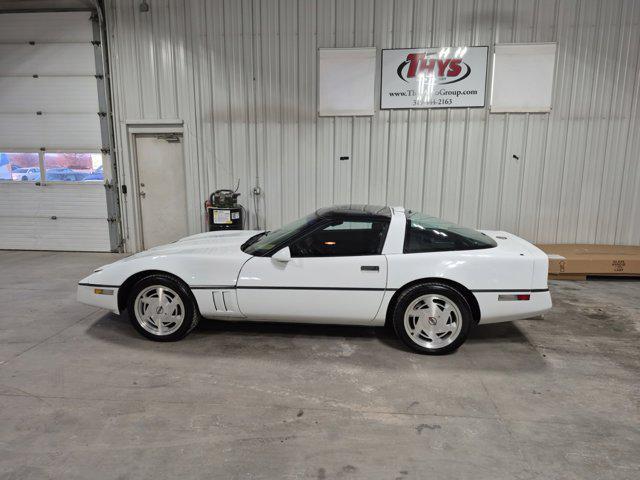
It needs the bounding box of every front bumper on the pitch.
[475,290,552,324]
[77,284,120,314]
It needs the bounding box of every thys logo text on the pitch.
[397,52,471,84]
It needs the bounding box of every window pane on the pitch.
[43,152,103,182]
[404,212,497,253]
[290,219,388,257]
[242,213,320,256]
[325,221,373,230]
[0,152,40,182]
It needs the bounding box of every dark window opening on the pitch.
[242,213,320,256]
[404,213,497,253]
[290,220,389,257]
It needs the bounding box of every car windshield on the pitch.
[242,213,320,256]
[405,211,497,251]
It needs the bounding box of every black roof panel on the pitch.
[316,204,391,220]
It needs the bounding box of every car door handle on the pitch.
[361,265,379,271]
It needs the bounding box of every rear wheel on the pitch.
[127,274,200,341]
[392,282,472,354]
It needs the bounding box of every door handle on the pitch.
[361,265,379,271]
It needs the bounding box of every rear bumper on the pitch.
[77,284,120,314]
[474,290,552,324]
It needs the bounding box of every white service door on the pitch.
[136,135,188,249]
[236,255,388,324]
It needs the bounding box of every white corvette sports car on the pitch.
[78,205,551,354]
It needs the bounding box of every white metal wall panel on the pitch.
[297,0,318,216]
[0,217,110,251]
[0,114,102,150]
[105,0,640,248]
[0,12,93,42]
[0,44,96,76]
[0,183,110,251]
[0,183,108,218]
[0,11,101,147]
[0,77,99,113]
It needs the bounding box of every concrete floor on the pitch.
[0,251,638,480]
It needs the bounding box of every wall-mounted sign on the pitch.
[381,46,488,109]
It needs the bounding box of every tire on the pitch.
[127,274,200,341]
[392,282,472,354]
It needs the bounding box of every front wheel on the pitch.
[127,274,200,341]
[392,282,472,354]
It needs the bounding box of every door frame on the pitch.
[121,121,185,252]
[132,132,187,251]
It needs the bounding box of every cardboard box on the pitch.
[537,244,640,278]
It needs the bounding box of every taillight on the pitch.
[498,293,530,301]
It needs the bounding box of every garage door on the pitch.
[0,11,114,252]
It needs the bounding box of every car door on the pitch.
[236,219,389,324]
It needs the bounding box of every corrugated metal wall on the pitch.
[105,0,640,249]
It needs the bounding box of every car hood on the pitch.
[118,229,262,262]
[83,230,263,288]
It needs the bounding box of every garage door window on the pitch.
[43,152,103,182]
[0,152,40,182]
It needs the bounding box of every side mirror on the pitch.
[272,246,291,263]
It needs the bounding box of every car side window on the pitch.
[404,214,497,253]
[289,220,389,257]
[404,226,460,252]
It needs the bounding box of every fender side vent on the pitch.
[212,290,236,312]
